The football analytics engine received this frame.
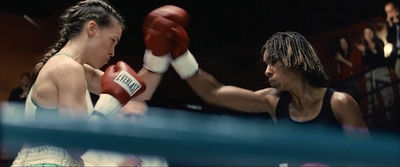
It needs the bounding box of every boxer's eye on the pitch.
[269,55,279,65]
[111,38,119,45]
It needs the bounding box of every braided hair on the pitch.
[262,31,330,87]
[31,0,126,83]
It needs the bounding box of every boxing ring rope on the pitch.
[1,106,399,166]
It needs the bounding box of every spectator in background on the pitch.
[356,27,386,70]
[384,1,400,77]
[355,26,395,122]
[335,36,354,79]
[334,36,361,100]
[8,72,31,111]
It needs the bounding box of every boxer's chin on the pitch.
[89,63,103,69]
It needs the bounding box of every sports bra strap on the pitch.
[54,52,72,58]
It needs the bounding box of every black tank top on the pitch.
[275,88,341,126]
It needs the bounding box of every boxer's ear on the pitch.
[86,21,98,38]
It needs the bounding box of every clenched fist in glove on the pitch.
[142,5,190,74]
[169,25,198,79]
[143,5,190,32]
[144,17,176,57]
[94,61,146,118]
[142,5,198,79]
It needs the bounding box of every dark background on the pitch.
[1,0,389,51]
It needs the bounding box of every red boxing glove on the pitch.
[143,5,190,34]
[169,26,198,79]
[142,5,190,73]
[170,25,190,58]
[94,61,146,118]
[143,5,190,55]
[144,17,176,56]
[101,61,146,104]
[142,18,174,73]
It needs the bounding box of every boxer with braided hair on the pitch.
[13,0,168,166]
[262,32,330,87]
[32,0,126,83]
[165,29,369,140]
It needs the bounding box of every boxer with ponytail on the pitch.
[13,1,168,166]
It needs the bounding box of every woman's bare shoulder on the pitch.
[42,56,85,84]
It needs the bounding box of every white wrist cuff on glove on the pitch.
[143,49,170,73]
[170,50,199,79]
[93,94,122,118]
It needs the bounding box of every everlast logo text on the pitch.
[114,71,141,96]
